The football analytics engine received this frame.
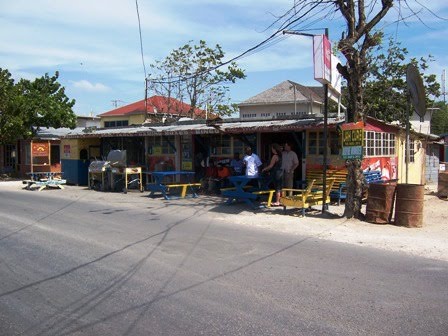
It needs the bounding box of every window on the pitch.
[363,131,396,157]
[406,139,415,163]
[329,131,340,155]
[104,120,129,128]
[276,112,287,117]
[242,113,256,119]
[308,131,324,155]
[147,136,176,155]
[210,134,232,156]
[4,144,16,169]
[291,111,305,116]
[261,113,271,118]
[365,131,375,156]
[374,132,381,156]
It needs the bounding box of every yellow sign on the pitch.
[153,146,162,155]
[343,129,364,147]
[182,161,193,170]
[341,122,364,159]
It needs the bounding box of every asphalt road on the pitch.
[0,186,447,336]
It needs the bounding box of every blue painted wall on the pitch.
[62,159,89,185]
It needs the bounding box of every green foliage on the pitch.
[363,39,440,124]
[0,69,76,144]
[430,101,448,135]
[150,40,246,118]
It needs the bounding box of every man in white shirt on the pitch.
[281,142,299,192]
[243,146,262,178]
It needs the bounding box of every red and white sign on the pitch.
[313,34,331,84]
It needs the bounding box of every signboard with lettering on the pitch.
[341,122,364,159]
[32,143,49,157]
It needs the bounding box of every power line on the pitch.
[149,1,326,86]
[135,0,147,79]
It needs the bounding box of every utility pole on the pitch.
[322,28,329,212]
[145,77,149,121]
[442,69,446,104]
[283,28,330,212]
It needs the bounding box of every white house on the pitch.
[238,80,325,120]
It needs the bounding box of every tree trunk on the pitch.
[343,159,366,219]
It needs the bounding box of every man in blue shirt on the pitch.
[230,152,244,175]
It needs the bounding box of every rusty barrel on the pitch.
[365,183,396,224]
[394,184,424,228]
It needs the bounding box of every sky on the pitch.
[1,0,447,117]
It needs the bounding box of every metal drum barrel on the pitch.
[365,183,397,224]
[394,184,424,228]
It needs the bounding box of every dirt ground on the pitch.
[1,181,447,263]
[221,185,448,263]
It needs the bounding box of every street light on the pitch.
[283,28,330,212]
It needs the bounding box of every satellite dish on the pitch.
[406,64,426,119]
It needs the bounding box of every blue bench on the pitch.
[364,170,383,184]
[330,170,383,205]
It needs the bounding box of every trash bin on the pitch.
[365,182,397,224]
[394,184,424,228]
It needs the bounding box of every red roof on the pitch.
[99,95,205,117]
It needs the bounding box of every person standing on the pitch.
[282,142,299,192]
[230,152,244,175]
[243,146,262,178]
[262,143,283,206]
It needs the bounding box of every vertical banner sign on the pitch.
[313,34,331,84]
[341,122,364,159]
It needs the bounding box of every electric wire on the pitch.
[135,0,147,79]
[149,0,326,85]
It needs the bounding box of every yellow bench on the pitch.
[252,190,275,207]
[166,183,201,198]
[305,168,347,204]
[280,178,335,216]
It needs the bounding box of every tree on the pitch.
[430,101,448,135]
[274,0,440,218]
[363,38,440,124]
[0,69,76,144]
[149,40,246,118]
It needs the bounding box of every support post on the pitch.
[406,94,410,184]
[322,28,329,212]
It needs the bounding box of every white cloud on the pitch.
[72,80,110,92]
[1,0,447,116]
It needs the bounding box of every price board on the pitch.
[341,122,364,159]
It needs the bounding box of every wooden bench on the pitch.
[280,178,335,216]
[251,189,275,207]
[335,170,384,205]
[298,169,348,205]
[165,183,202,198]
[23,178,66,191]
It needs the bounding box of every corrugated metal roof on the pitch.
[220,118,329,133]
[35,127,81,140]
[62,118,342,139]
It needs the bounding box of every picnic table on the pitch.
[146,171,201,200]
[221,175,275,209]
[23,172,66,191]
